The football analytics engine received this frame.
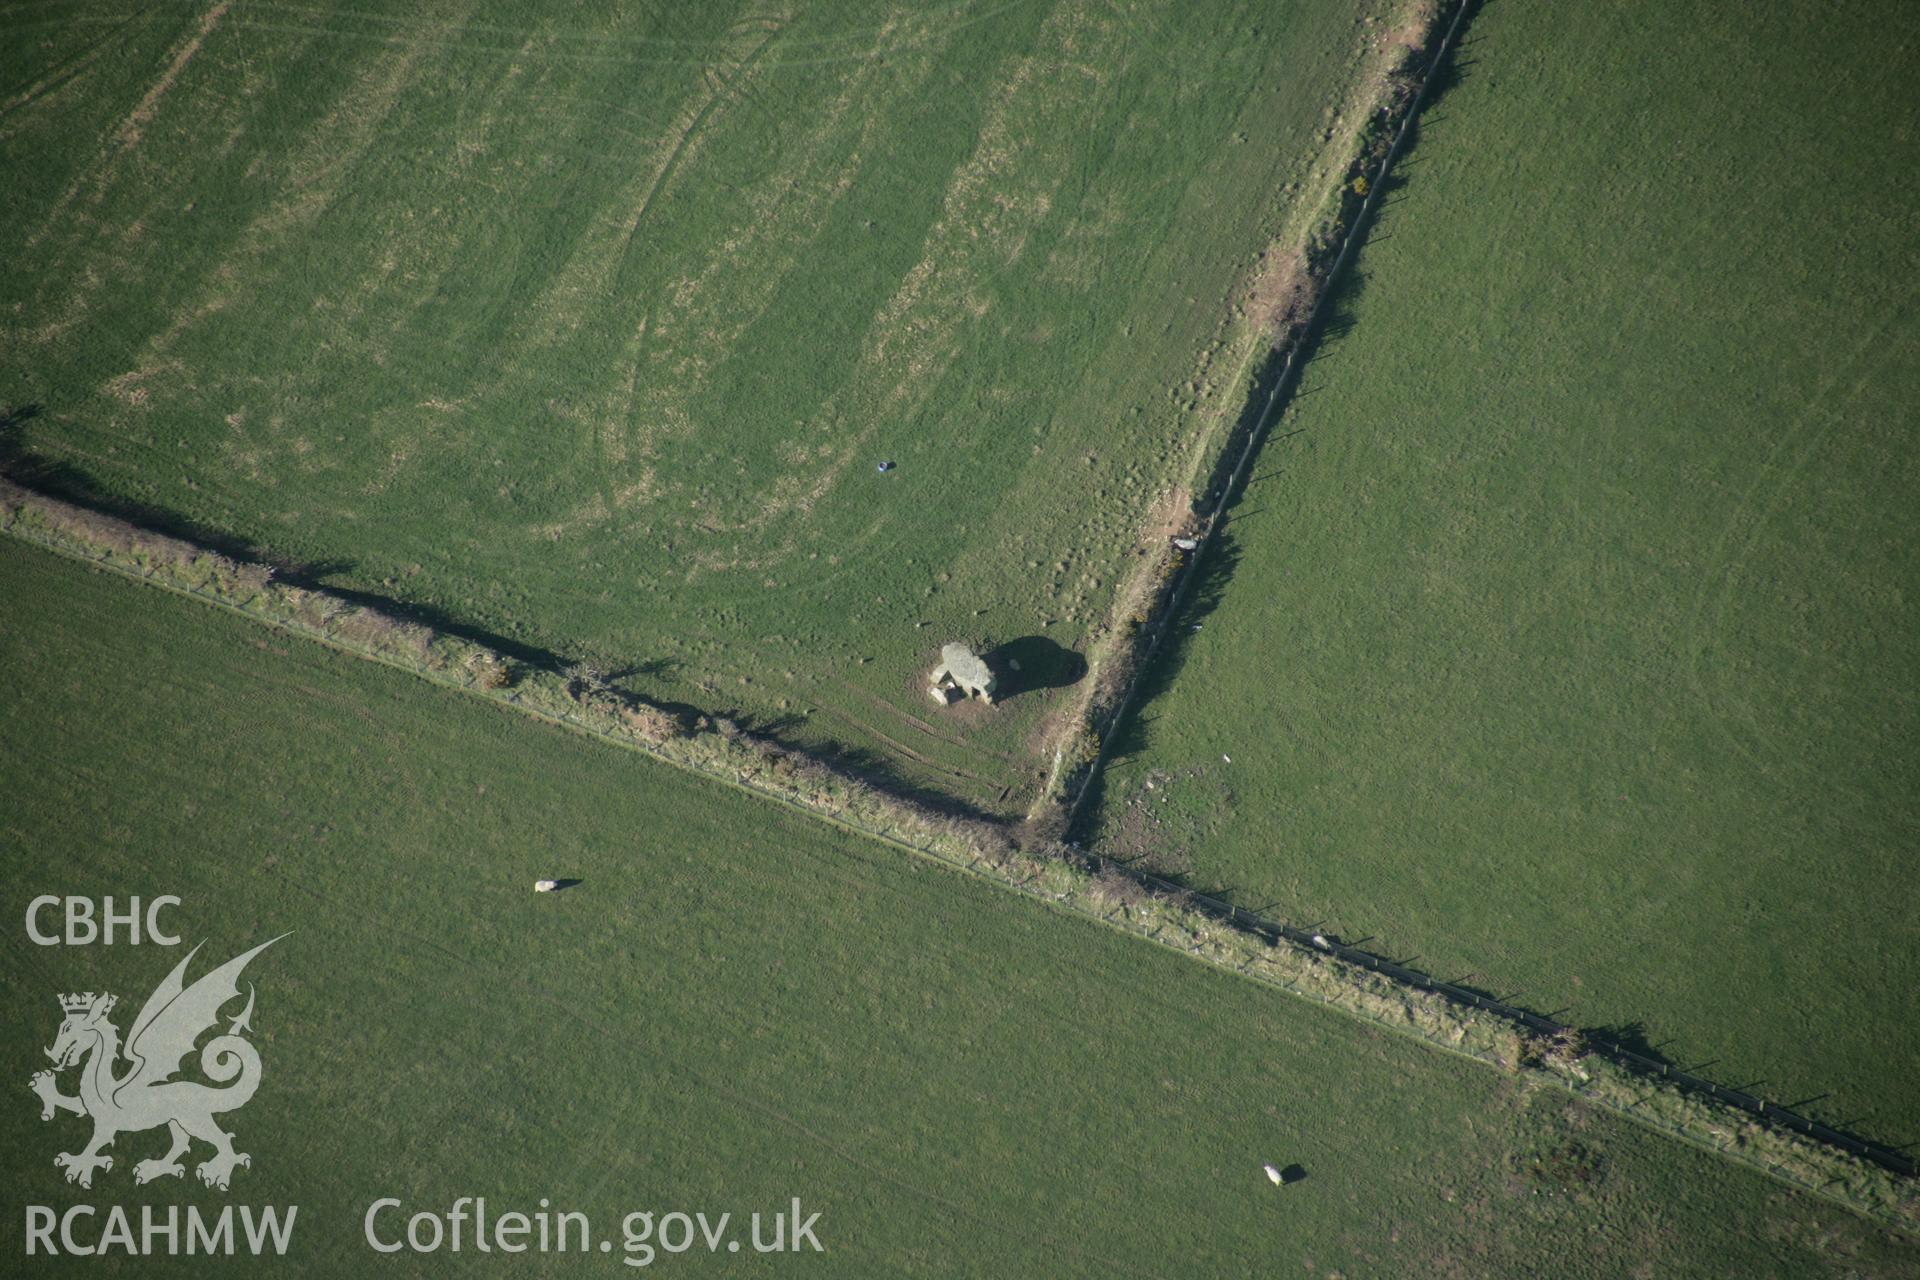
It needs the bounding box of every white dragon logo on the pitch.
[28,937,284,1191]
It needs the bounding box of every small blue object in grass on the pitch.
[876,460,895,473]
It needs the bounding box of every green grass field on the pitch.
[1,0,1410,813]
[1094,0,1920,1144]
[6,541,1918,1275]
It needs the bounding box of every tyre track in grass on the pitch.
[1682,299,1917,774]
[24,0,233,250]
[7,0,1915,1212]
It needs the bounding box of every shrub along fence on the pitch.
[5,475,1914,1232]
[1095,854,1919,1188]
[1000,0,1917,1228]
[1028,0,1467,830]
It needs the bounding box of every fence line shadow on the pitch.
[0,406,1009,830]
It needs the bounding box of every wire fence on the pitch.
[9,518,1915,1218]
[6,0,1911,1210]
[1062,0,1472,835]
[1094,854,1915,1180]
[1039,0,1916,1190]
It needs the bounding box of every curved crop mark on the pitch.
[27,1,233,252]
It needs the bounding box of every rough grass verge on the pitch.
[1027,0,1450,828]
[4,475,1913,1233]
